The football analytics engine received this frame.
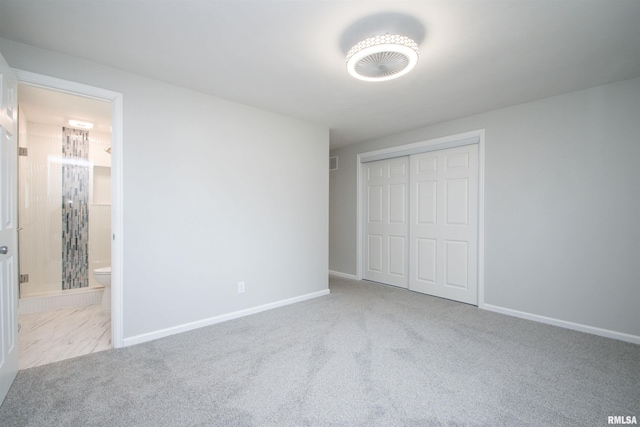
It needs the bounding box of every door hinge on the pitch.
[18,147,28,156]
[19,274,29,283]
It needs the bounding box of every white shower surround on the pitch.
[18,121,111,298]
[18,286,104,314]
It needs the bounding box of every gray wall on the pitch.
[1,38,329,340]
[330,77,640,338]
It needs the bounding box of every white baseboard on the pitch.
[481,303,640,345]
[328,270,358,280]
[19,287,104,314]
[123,289,331,347]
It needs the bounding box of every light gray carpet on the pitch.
[1,276,638,426]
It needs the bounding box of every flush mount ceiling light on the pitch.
[68,119,94,129]
[346,34,419,82]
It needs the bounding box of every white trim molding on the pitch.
[356,129,485,306]
[329,270,358,280]
[482,303,640,345]
[124,289,331,347]
[13,69,125,348]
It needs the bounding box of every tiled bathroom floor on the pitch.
[18,304,112,370]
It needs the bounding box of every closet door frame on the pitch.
[356,129,486,307]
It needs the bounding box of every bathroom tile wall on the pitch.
[18,121,62,295]
[18,120,112,296]
[61,127,89,289]
[87,131,112,284]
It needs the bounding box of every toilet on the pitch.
[93,266,111,312]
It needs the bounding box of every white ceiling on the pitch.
[1,1,639,149]
[18,84,112,134]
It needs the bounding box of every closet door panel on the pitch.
[362,157,409,288]
[410,145,478,304]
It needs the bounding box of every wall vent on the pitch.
[329,156,338,171]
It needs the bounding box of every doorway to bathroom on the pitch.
[16,83,113,368]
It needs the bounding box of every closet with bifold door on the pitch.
[362,143,479,305]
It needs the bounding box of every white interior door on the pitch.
[0,51,19,405]
[409,145,478,304]
[362,157,409,288]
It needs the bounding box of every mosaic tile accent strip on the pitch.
[62,128,89,290]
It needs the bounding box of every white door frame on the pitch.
[13,69,124,348]
[356,129,486,307]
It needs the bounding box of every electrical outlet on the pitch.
[238,282,245,294]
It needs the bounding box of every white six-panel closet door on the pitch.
[409,145,479,304]
[362,157,409,288]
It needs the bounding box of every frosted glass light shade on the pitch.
[346,34,419,82]
[68,119,94,129]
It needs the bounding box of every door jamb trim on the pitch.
[13,69,125,348]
